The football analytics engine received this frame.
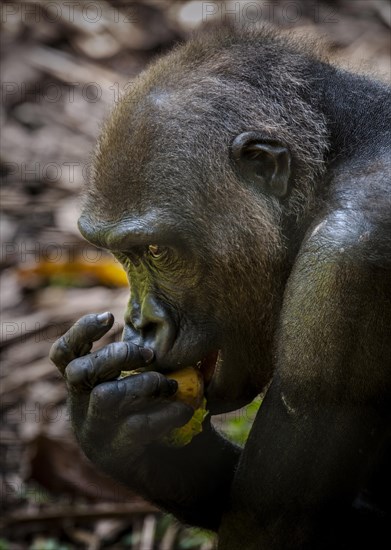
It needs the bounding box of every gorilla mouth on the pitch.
[196,350,219,387]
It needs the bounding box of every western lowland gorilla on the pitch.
[50,26,391,549]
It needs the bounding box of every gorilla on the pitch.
[50,26,391,549]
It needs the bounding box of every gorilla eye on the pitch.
[148,244,164,259]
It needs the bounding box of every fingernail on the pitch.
[140,348,154,364]
[168,379,178,393]
[97,312,111,325]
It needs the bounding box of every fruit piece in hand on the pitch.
[165,367,208,447]
[120,366,208,447]
[167,366,204,409]
[165,396,208,447]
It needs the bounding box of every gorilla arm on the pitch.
[136,421,241,529]
[219,212,391,549]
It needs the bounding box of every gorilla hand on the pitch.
[50,312,193,471]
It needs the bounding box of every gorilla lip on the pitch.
[140,349,219,387]
[197,350,219,386]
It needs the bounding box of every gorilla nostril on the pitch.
[141,322,157,341]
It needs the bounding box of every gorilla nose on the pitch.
[125,295,175,359]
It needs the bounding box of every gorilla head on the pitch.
[78,27,328,413]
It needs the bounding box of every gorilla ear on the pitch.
[231,132,291,198]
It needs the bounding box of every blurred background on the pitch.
[1,1,390,548]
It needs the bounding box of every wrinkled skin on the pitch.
[51,27,391,549]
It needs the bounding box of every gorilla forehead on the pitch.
[87,84,251,222]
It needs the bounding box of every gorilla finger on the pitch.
[85,372,181,420]
[66,341,153,391]
[120,402,194,443]
[118,371,178,405]
[49,312,114,373]
[88,374,172,418]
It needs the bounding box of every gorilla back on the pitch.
[53,26,390,549]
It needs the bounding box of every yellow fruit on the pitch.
[165,397,208,447]
[165,366,207,447]
[119,369,139,379]
[166,366,204,409]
